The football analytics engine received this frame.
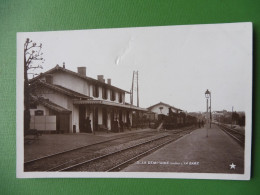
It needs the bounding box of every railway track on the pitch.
[24,130,165,171]
[60,128,195,172]
[217,124,245,147]
[106,137,179,172]
[25,126,196,172]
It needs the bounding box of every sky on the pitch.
[17,23,252,112]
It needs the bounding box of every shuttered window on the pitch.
[102,87,107,99]
[93,85,99,98]
[111,90,115,101]
[119,93,122,103]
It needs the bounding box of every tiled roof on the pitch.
[29,65,130,93]
[30,80,92,99]
[147,102,182,111]
[31,95,71,113]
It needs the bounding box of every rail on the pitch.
[217,123,245,147]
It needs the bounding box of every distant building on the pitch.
[147,102,182,116]
[146,102,199,128]
[29,65,146,133]
[212,110,245,126]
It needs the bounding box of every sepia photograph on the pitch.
[17,22,252,180]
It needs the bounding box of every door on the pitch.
[79,106,86,132]
[119,110,122,122]
[59,114,70,133]
[102,107,107,127]
[111,109,114,131]
[93,106,99,131]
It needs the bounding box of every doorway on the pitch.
[79,106,86,132]
[102,107,107,127]
[93,106,98,131]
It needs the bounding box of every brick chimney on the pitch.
[107,78,111,85]
[77,67,86,76]
[97,75,105,83]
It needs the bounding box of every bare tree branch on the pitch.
[24,38,45,132]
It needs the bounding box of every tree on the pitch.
[24,38,44,132]
[239,115,245,126]
[232,111,240,125]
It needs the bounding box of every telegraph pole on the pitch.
[137,71,139,107]
[231,106,233,128]
[130,70,140,107]
[209,93,211,128]
[131,71,135,105]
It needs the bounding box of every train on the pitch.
[132,111,200,130]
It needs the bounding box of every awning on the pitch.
[73,100,147,112]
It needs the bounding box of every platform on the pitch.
[121,124,244,174]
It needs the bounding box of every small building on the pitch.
[147,102,181,116]
[147,102,191,129]
[29,65,146,133]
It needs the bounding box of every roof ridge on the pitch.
[29,65,130,93]
[30,80,91,99]
[31,95,71,113]
[147,101,181,111]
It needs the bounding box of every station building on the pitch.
[29,65,146,133]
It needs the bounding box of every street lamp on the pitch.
[205,89,211,129]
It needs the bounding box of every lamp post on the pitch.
[205,89,211,129]
[231,106,233,128]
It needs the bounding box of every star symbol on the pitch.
[230,163,236,169]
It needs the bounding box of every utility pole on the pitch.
[130,70,139,107]
[130,70,140,128]
[209,93,211,128]
[231,106,233,128]
[131,71,135,105]
[206,98,209,124]
[137,71,139,107]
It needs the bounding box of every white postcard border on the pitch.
[16,22,252,180]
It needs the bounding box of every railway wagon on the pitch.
[163,112,197,130]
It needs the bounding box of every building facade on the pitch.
[29,65,146,133]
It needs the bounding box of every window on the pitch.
[93,84,99,98]
[102,87,107,99]
[111,90,115,101]
[159,107,163,114]
[35,110,44,116]
[119,93,122,103]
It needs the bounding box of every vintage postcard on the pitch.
[17,22,252,180]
